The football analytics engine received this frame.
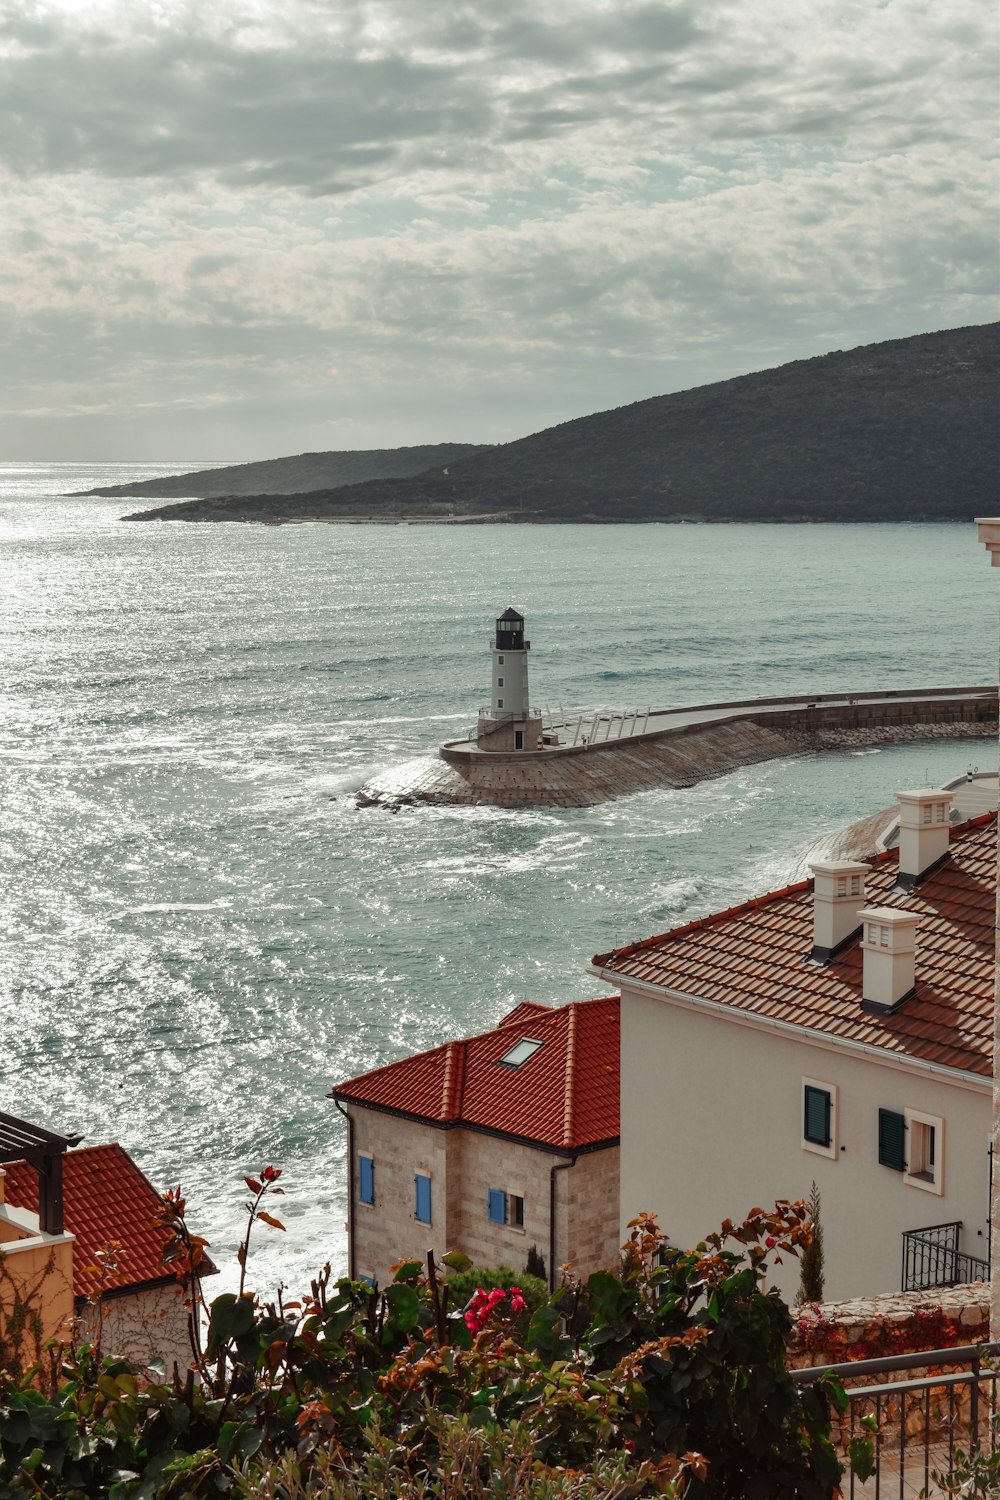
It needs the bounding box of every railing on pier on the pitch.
[792,1342,1000,1497]
[902,1222,989,1292]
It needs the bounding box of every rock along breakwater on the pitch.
[356,687,998,811]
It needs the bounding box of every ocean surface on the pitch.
[2,461,998,1297]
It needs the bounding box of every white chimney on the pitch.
[859,906,919,1014]
[895,788,953,889]
[809,860,868,961]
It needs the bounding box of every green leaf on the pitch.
[384,1282,420,1335]
[392,1260,424,1281]
[206,1293,257,1357]
[441,1250,473,1273]
[849,1435,875,1484]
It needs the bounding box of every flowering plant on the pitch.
[464,1283,528,1334]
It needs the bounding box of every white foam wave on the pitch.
[112,900,233,917]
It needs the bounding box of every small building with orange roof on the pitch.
[591,793,996,1303]
[331,995,620,1288]
[3,1132,215,1372]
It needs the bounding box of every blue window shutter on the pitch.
[878,1109,906,1171]
[359,1155,374,1205]
[415,1174,432,1223]
[488,1188,506,1224]
[803,1086,831,1146]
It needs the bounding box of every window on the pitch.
[878,1108,906,1171]
[487,1188,525,1228]
[497,677,504,687]
[415,1173,432,1223]
[497,698,503,708]
[904,1109,943,1194]
[802,1078,837,1159]
[499,1037,544,1069]
[497,655,504,664]
[359,1154,375,1205]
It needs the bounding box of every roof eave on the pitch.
[595,968,990,1092]
[331,1092,618,1155]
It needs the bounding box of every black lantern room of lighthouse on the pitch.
[495,608,529,652]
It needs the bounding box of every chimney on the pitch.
[859,906,919,1014]
[895,788,953,890]
[809,859,868,961]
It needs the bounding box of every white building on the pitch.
[476,608,543,752]
[590,793,995,1303]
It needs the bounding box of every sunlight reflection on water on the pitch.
[2,463,997,1293]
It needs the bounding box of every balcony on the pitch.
[902,1221,989,1292]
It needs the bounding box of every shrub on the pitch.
[0,1176,846,1499]
[442,1262,548,1318]
[797,1182,825,1306]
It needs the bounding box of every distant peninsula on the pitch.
[76,443,489,501]
[118,323,998,525]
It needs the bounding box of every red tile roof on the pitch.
[592,813,997,1079]
[3,1144,211,1300]
[332,996,620,1151]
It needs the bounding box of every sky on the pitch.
[2,0,997,462]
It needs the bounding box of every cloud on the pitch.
[0,0,995,458]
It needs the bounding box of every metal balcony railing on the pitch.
[792,1342,1000,1497]
[902,1222,989,1292]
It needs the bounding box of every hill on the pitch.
[77,443,489,499]
[124,324,999,523]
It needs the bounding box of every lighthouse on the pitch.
[476,608,543,751]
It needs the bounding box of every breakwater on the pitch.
[357,686,998,809]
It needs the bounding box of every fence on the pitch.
[792,1341,999,1497]
[902,1222,990,1293]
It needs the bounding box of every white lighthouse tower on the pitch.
[476,608,543,751]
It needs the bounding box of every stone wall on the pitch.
[360,708,996,810]
[77,1280,197,1374]
[345,1106,619,1288]
[788,1282,990,1368]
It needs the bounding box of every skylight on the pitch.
[499,1037,544,1069]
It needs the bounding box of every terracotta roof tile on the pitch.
[593,814,997,1079]
[332,997,620,1151]
[3,1144,215,1300]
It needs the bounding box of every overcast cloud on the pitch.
[2,0,996,460]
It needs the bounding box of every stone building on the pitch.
[3,1133,215,1372]
[331,996,620,1288]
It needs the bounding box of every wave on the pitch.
[111,900,232,918]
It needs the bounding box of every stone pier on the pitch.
[357,686,998,810]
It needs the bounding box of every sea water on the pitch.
[2,462,998,1295]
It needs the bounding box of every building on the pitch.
[590,794,996,1303]
[0,1113,78,1367]
[331,996,620,1288]
[2,1123,215,1371]
[476,607,543,752]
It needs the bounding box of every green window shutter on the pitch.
[488,1188,506,1223]
[878,1108,906,1171]
[359,1155,375,1205]
[415,1174,432,1223]
[803,1086,831,1146]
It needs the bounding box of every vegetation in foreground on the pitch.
[0,1177,849,1499]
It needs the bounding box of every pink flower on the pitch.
[765,1236,776,1248]
[623,1439,635,1452]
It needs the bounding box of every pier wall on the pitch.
[357,688,998,810]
